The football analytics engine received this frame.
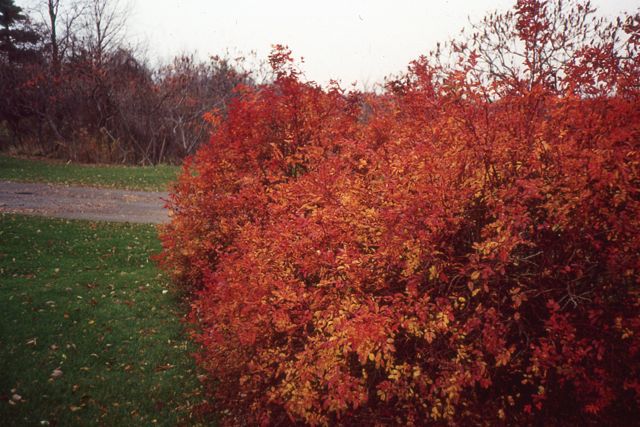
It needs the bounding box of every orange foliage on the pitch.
[159,2,640,425]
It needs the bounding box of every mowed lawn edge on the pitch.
[0,155,180,192]
[0,214,208,426]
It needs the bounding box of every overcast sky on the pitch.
[109,0,639,86]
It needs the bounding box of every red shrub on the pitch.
[158,46,362,291]
[160,2,640,425]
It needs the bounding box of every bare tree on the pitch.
[46,0,59,71]
[82,0,127,64]
[33,0,85,71]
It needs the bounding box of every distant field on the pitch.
[0,214,207,426]
[0,156,180,191]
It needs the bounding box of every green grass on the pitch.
[0,214,208,426]
[0,155,180,191]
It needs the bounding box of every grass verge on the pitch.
[0,155,180,191]
[0,214,206,426]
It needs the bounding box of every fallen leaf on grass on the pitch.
[50,368,63,380]
[155,364,175,372]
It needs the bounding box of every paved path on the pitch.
[0,181,169,224]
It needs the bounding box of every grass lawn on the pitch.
[0,214,207,426]
[0,155,180,192]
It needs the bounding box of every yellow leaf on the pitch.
[428,265,438,281]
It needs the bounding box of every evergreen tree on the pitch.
[0,0,40,62]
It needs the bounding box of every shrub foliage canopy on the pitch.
[160,1,640,424]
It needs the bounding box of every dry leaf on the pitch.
[50,368,63,379]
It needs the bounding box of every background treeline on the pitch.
[0,0,260,164]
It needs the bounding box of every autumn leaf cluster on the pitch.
[159,1,640,424]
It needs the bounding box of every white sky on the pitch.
[111,0,640,86]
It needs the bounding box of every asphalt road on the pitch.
[0,181,169,224]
